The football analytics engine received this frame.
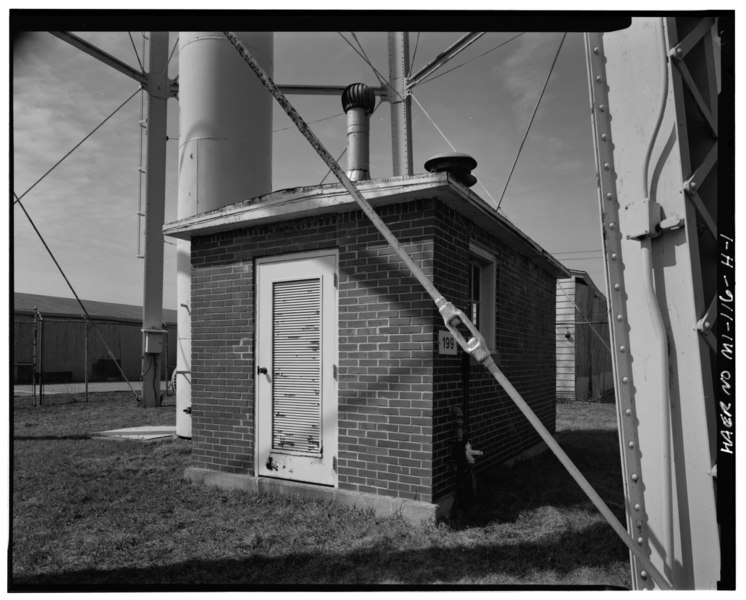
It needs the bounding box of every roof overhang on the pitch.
[163,172,569,279]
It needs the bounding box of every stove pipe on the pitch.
[341,83,376,181]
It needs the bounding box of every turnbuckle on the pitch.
[435,297,491,364]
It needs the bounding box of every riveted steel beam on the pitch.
[588,17,721,589]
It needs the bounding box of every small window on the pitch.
[468,243,497,352]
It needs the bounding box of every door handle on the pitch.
[257,366,268,375]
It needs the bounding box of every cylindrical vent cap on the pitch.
[424,152,478,187]
[341,83,376,114]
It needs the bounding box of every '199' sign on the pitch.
[439,331,458,355]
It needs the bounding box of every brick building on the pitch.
[164,172,567,521]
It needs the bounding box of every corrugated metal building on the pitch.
[13,292,177,385]
[555,270,614,402]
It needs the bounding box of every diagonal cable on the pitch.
[158,35,179,89]
[127,31,145,72]
[319,146,348,185]
[410,93,457,152]
[350,31,385,87]
[350,32,381,82]
[417,32,526,88]
[13,87,141,204]
[412,92,501,207]
[14,192,140,400]
[338,32,387,89]
[496,32,567,211]
[408,32,421,76]
[223,31,672,589]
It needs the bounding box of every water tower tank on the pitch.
[176,32,274,438]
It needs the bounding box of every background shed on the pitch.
[555,270,613,402]
[13,292,177,402]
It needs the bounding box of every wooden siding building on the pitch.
[555,270,613,402]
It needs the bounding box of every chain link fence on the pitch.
[13,312,176,408]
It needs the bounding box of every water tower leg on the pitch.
[141,31,170,408]
[388,32,413,176]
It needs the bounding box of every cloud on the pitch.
[491,32,568,120]
[13,32,153,306]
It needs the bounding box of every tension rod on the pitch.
[223,31,672,590]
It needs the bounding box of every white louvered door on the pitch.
[256,252,337,486]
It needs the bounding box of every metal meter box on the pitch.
[142,328,166,354]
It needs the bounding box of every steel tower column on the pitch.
[388,32,413,176]
[585,17,720,589]
[140,31,170,408]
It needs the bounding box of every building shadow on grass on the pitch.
[456,427,627,529]
[10,520,628,590]
[11,428,630,590]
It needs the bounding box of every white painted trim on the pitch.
[468,241,497,353]
[254,249,339,487]
[255,248,339,266]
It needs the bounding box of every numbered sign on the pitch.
[438,330,458,355]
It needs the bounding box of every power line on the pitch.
[273,111,344,133]
[13,87,141,204]
[417,32,526,88]
[496,32,567,211]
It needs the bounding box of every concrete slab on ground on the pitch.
[92,425,176,441]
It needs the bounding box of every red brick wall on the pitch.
[190,201,437,501]
[190,197,556,505]
[432,201,557,501]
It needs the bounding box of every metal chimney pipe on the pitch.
[341,83,376,181]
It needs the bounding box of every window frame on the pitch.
[468,242,497,353]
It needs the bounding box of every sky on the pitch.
[12,24,610,310]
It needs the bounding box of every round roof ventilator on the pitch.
[424,152,478,188]
[341,83,376,114]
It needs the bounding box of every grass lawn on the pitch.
[11,396,631,589]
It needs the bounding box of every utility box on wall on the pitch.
[164,172,568,519]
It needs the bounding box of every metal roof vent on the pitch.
[341,83,376,182]
[424,152,478,187]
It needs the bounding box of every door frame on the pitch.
[254,249,338,486]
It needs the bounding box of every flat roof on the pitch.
[14,292,177,324]
[163,172,569,279]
